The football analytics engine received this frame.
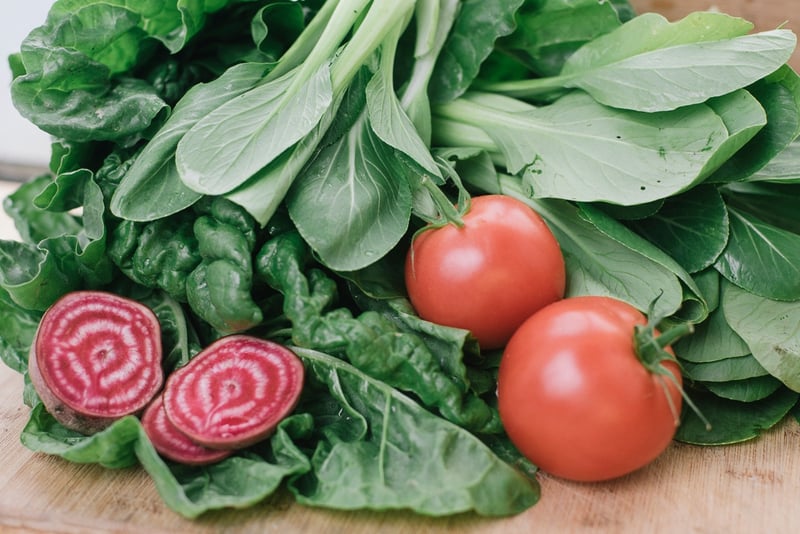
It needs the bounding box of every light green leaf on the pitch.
[680,354,769,383]
[435,91,729,205]
[111,62,272,221]
[721,282,800,392]
[286,113,413,272]
[674,304,750,363]
[176,63,333,195]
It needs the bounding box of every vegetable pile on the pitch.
[1,0,800,520]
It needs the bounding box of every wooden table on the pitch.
[1,175,800,532]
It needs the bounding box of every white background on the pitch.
[1,1,57,166]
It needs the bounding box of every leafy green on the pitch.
[676,387,799,445]
[480,12,796,112]
[289,346,539,516]
[721,282,800,392]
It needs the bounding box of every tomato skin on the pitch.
[405,195,565,349]
[497,296,682,482]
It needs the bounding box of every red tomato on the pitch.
[404,195,565,349]
[497,296,683,482]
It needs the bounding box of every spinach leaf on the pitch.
[289,346,539,516]
[676,387,798,445]
[721,282,800,392]
[136,415,313,519]
[429,0,525,103]
[714,207,800,301]
[256,231,501,433]
[0,289,41,374]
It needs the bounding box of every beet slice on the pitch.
[162,335,304,450]
[142,394,232,465]
[28,291,163,434]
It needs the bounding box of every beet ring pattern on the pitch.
[29,291,164,433]
[162,335,305,450]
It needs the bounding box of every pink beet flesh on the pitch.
[142,394,231,466]
[163,335,304,450]
[29,291,163,434]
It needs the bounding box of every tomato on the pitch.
[404,194,566,349]
[497,296,683,482]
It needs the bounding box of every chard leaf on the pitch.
[714,207,800,301]
[721,282,800,392]
[289,346,539,516]
[631,185,729,274]
[429,0,525,103]
[287,112,413,272]
[435,91,729,205]
[0,289,42,373]
[676,386,798,445]
[176,64,333,195]
[111,62,273,221]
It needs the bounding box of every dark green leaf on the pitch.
[714,207,800,301]
[676,387,798,445]
[680,354,769,383]
[704,376,785,403]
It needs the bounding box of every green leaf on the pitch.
[21,406,140,469]
[493,0,624,77]
[745,137,800,184]
[434,91,730,206]
[483,12,796,112]
[289,346,539,517]
[429,0,525,103]
[675,387,798,445]
[680,354,769,383]
[674,304,750,364]
[111,62,273,221]
[721,181,800,234]
[520,197,684,318]
[708,65,800,183]
[287,112,413,272]
[721,282,800,392]
[0,289,41,373]
[714,207,800,301]
[176,63,333,195]
[705,376,784,403]
[631,185,729,274]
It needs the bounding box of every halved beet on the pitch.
[28,291,163,434]
[142,394,232,466]
[162,335,304,450]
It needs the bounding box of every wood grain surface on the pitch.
[2,1,800,531]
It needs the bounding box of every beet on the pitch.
[142,394,232,465]
[162,335,304,450]
[28,291,164,434]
